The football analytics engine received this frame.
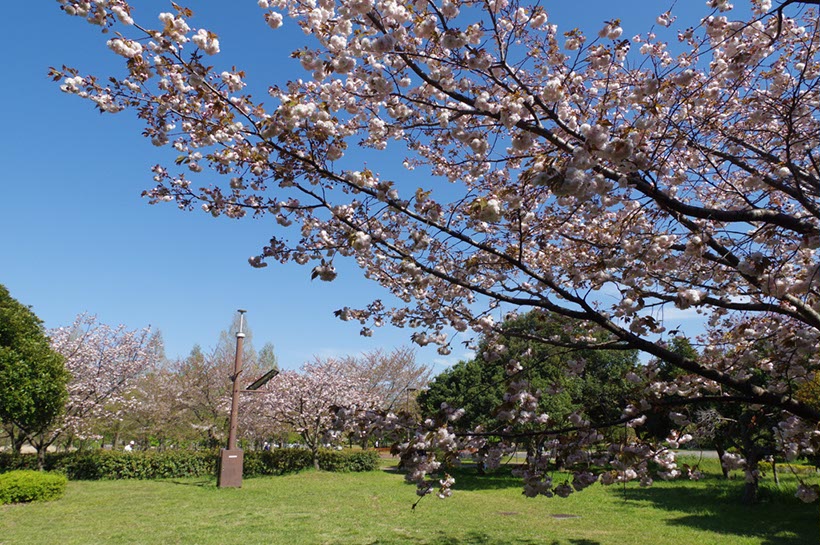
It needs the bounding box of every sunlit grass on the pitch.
[1,455,816,545]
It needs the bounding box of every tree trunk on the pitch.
[715,442,730,479]
[36,447,46,471]
[12,435,25,455]
[32,438,47,471]
[740,420,760,504]
[8,425,27,455]
[312,449,320,471]
[742,454,760,504]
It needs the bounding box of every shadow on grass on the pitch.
[388,464,524,492]
[160,479,214,488]
[611,482,818,545]
[323,532,595,545]
[446,466,525,492]
[424,532,602,545]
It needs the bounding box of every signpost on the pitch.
[217,310,279,489]
[217,310,247,488]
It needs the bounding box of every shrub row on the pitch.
[0,470,67,504]
[0,448,379,480]
[0,450,216,480]
[314,449,380,472]
[243,449,313,476]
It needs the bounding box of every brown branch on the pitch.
[769,0,820,45]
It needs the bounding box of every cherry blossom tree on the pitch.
[320,347,432,448]
[163,344,233,448]
[42,314,160,452]
[341,347,432,413]
[53,0,819,501]
[120,365,186,449]
[168,318,270,448]
[254,358,382,469]
[115,316,275,449]
[117,343,273,450]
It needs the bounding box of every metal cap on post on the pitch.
[218,309,246,488]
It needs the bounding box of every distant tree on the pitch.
[341,347,432,413]
[0,285,68,466]
[796,373,820,413]
[418,357,505,433]
[648,336,799,503]
[238,341,281,448]
[692,344,787,503]
[318,347,433,448]
[420,311,639,438]
[125,365,194,449]
[795,374,820,471]
[142,318,273,449]
[40,314,159,454]
[216,314,259,367]
[163,344,231,448]
[257,358,381,469]
[257,342,279,373]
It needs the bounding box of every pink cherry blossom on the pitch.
[52,0,820,500]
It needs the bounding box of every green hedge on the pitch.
[242,448,379,475]
[243,449,313,476]
[0,470,67,504]
[0,448,379,480]
[0,451,215,480]
[316,449,380,472]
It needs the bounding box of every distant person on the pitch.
[263,441,271,451]
[124,440,135,452]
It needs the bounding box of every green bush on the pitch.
[317,449,380,472]
[0,448,378,480]
[0,453,38,472]
[0,470,67,504]
[244,448,313,476]
[0,450,216,480]
[54,450,217,480]
[244,448,379,475]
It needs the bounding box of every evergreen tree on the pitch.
[420,311,639,438]
[0,285,68,466]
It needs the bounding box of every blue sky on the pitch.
[1,1,713,370]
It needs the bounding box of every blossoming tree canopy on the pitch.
[53,0,818,500]
[252,358,383,469]
[48,314,159,444]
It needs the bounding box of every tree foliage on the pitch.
[252,357,382,469]
[421,311,639,436]
[340,347,432,412]
[119,317,276,449]
[0,285,68,458]
[42,314,160,452]
[796,372,820,411]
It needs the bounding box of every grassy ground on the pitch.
[0,456,816,545]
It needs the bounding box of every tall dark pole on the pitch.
[217,309,246,488]
[227,310,246,451]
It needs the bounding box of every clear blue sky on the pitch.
[1,1,713,369]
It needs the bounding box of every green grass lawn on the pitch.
[1,456,816,545]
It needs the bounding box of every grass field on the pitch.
[1,456,817,545]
